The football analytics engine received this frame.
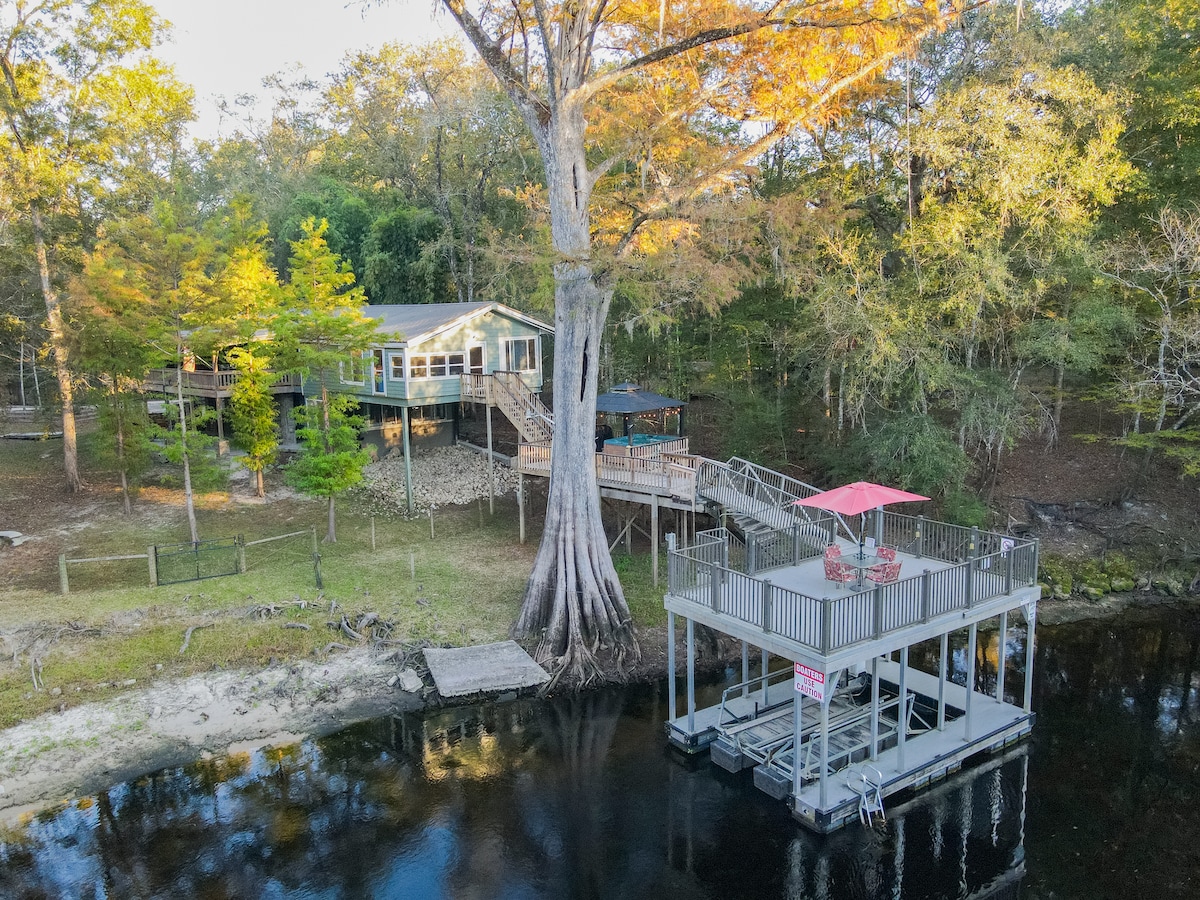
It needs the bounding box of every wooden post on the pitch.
[401,406,414,516]
[651,494,659,587]
[148,547,158,585]
[236,537,245,575]
[58,553,69,595]
[485,404,495,516]
[370,516,377,551]
[518,472,526,544]
[409,549,416,581]
[429,506,435,540]
[310,526,322,589]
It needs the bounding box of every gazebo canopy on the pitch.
[595,382,686,415]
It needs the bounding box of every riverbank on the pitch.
[7,589,1198,824]
[0,624,743,823]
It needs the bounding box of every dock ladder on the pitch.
[847,764,886,827]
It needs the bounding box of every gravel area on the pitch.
[355,444,521,516]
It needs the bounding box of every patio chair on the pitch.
[824,544,842,560]
[866,561,901,585]
[824,557,856,588]
[876,546,897,562]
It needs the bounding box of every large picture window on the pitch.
[339,354,366,385]
[408,351,466,379]
[503,337,538,373]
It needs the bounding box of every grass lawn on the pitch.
[0,436,670,728]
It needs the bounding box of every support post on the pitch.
[965,622,977,742]
[485,404,495,515]
[938,632,948,731]
[898,646,909,772]
[870,656,880,758]
[761,647,768,685]
[819,695,830,809]
[915,515,925,559]
[401,406,414,516]
[792,690,803,799]
[762,580,773,635]
[741,641,750,698]
[236,538,245,575]
[996,611,1008,703]
[667,611,677,722]
[148,546,158,585]
[518,472,525,544]
[1024,603,1036,714]
[59,553,69,595]
[370,516,376,552]
[686,618,696,735]
[651,494,659,587]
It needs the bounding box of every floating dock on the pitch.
[663,512,1038,833]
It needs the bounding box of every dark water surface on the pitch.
[2,608,1199,899]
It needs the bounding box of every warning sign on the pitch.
[794,662,826,702]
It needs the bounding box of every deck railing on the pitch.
[668,521,1039,656]
[515,443,700,499]
[143,368,301,395]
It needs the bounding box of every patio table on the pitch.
[840,553,881,589]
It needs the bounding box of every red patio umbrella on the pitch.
[793,481,929,557]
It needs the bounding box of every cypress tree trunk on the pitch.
[513,111,638,683]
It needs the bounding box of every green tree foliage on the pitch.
[226,346,278,498]
[0,0,193,492]
[80,201,224,541]
[1058,0,1200,219]
[361,206,448,304]
[285,393,371,537]
[68,240,161,512]
[276,218,381,541]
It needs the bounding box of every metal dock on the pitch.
[663,510,1038,833]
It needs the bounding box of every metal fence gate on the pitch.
[154,536,242,585]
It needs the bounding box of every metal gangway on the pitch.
[695,457,842,547]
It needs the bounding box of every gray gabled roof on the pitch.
[596,383,686,414]
[360,302,553,347]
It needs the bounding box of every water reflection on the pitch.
[1,610,1199,898]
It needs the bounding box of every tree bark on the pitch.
[513,111,638,681]
[31,208,81,492]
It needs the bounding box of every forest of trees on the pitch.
[2,0,1198,676]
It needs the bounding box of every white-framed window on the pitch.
[468,345,485,375]
[408,351,467,379]
[503,337,538,373]
[389,353,405,380]
[370,349,385,394]
[339,354,366,385]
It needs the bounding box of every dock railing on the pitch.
[668,519,1039,656]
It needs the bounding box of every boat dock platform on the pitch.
[663,511,1038,833]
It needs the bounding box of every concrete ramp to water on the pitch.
[423,641,549,698]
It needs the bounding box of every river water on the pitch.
[2,607,1198,899]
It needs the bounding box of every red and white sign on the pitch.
[794,662,826,702]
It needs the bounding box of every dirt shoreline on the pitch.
[0,594,1193,825]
